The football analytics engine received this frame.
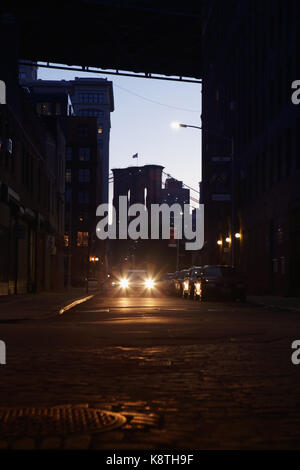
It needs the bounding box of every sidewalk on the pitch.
[0,288,98,321]
[248,295,300,312]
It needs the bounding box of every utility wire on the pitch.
[162,171,200,195]
[108,169,200,198]
[114,83,200,113]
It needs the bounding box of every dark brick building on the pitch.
[201,0,299,295]
[110,165,191,273]
[0,89,65,294]
[64,116,100,286]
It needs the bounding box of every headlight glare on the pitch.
[120,278,129,288]
[145,279,155,289]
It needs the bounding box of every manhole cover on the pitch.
[0,405,126,438]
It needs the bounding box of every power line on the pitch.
[109,169,200,197]
[114,83,200,113]
[162,171,200,195]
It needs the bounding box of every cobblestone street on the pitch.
[1,295,300,449]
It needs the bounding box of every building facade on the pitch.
[64,116,100,286]
[19,76,114,206]
[0,89,65,295]
[110,165,191,273]
[201,0,299,295]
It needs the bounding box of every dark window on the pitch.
[66,147,72,161]
[78,168,90,183]
[78,108,104,118]
[65,188,71,203]
[78,93,104,104]
[78,190,89,204]
[78,126,88,138]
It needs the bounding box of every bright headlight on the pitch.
[120,278,129,288]
[145,279,155,289]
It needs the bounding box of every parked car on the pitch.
[87,277,99,290]
[104,274,119,295]
[174,269,190,297]
[193,265,247,301]
[161,272,176,295]
[182,266,202,299]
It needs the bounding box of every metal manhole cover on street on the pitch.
[0,405,126,438]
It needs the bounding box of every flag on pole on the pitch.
[132,153,138,159]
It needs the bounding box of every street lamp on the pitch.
[171,121,236,266]
[171,122,202,130]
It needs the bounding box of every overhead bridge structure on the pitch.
[1,1,204,82]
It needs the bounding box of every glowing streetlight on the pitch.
[235,232,241,239]
[225,237,231,244]
[171,121,181,129]
[217,240,222,246]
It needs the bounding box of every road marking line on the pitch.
[59,295,94,316]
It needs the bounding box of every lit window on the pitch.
[66,168,72,183]
[79,147,90,161]
[98,127,103,134]
[37,102,51,115]
[77,231,89,247]
[64,234,69,247]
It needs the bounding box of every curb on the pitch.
[248,298,300,313]
[0,293,96,323]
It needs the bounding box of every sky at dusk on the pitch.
[38,67,202,206]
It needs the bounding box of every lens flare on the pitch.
[120,278,129,288]
[145,279,155,289]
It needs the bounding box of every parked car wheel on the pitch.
[193,292,199,300]
[199,284,207,302]
[238,292,247,302]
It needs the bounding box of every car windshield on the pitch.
[164,273,174,280]
[204,266,237,277]
[193,269,202,276]
[178,270,189,279]
[127,271,148,280]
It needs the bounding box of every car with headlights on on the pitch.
[118,270,158,296]
[193,265,247,301]
[182,266,203,299]
[174,269,190,297]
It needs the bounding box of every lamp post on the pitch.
[171,122,236,266]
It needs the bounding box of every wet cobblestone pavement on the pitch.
[1,295,300,449]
